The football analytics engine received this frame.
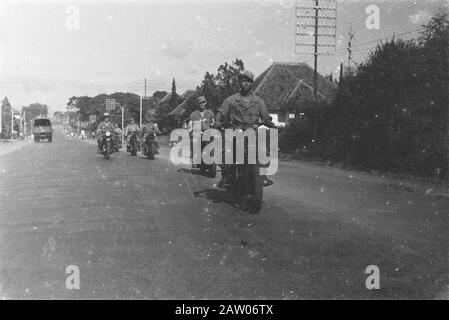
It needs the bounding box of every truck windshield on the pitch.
[34,119,51,126]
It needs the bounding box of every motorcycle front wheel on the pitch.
[234,165,262,213]
[131,142,137,156]
[209,164,217,178]
[104,141,111,159]
[148,141,157,160]
[247,164,263,214]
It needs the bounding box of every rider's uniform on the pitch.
[189,109,214,131]
[97,121,117,133]
[217,90,271,128]
[125,123,140,146]
[96,121,117,149]
[140,122,161,152]
[188,109,215,163]
[215,90,273,180]
[141,122,160,136]
[125,123,140,136]
[141,122,160,142]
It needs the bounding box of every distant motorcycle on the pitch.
[127,131,139,157]
[200,147,217,178]
[100,131,118,159]
[142,132,158,160]
[192,135,217,178]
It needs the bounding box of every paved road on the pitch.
[0,128,447,299]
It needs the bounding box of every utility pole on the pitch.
[296,0,337,149]
[11,105,14,136]
[20,109,23,134]
[313,0,319,101]
[145,78,147,99]
[295,0,337,101]
[139,96,143,127]
[140,78,150,126]
[339,62,343,87]
[23,111,26,135]
[121,105,124,145]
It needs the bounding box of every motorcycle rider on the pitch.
[188,96,214,131]
[124,118,141,151]
[96,113,117,153]
[188,96,215,165]
[212,70,275,188]
[141,114,161,158]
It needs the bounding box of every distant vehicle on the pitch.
[32,118,53,143]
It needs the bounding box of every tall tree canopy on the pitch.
[197,58,245,112]
[65,92,158,130]
[169,78,178,112]
[22,103,48,120]
[1,97,13,136]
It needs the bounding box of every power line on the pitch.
[334,28,424,54]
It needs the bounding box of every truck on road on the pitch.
[32,118,53,142]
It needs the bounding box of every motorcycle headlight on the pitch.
[105,131,111,137]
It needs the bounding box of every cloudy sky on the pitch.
[0,0,446,112]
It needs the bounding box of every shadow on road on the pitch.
[178,167,215,177]
[193,188,238,207]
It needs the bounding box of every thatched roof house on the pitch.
[168,90,199,127]
[254,62,337,126]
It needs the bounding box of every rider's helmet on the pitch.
[238,70,255,82]
[104,112,110,118]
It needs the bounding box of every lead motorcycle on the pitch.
[221,123,273,214]
[142,131,159,160]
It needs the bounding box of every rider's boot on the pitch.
[217,175,232,188]
[262,175,274,187]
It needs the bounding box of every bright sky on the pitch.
[0,0,446,113]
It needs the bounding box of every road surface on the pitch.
[0,128,447,299]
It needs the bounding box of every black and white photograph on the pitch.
[0,0,448,302]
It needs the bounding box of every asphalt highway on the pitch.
[0,128,447,299]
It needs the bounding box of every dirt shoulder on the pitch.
[0,139,33,157]
[279,154,449,199]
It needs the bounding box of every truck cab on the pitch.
[32,118,53,142]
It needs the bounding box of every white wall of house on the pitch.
[270,113,285,127]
